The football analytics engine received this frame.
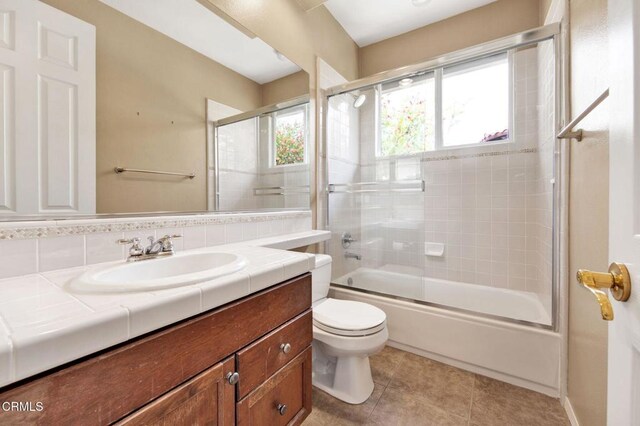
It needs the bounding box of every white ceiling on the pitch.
[324,0,498,47]
[99,0,301,84]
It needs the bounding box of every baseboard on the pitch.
[563,397,580,426]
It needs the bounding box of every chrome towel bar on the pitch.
[557,88,609,141]
[114,167,195,179]
[328,180,425,194]
[253,185,310,196]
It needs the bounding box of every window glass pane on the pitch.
[274,105,306,166]
[442,54,509,147]
[379,74,435,157]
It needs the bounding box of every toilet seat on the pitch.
[313,298,386,337]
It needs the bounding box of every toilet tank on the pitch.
[312,254,332,303]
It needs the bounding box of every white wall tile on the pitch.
[38,236,85,273]
[0,239,38,279]
[225,223,243,243]
[86,232,124,265]
[206,225,225,246]
[183,226,207,250]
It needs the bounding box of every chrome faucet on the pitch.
[344,252,361,261]
[117,234,182,262]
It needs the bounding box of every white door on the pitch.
[607,0,640,424]
[0,0,95,216]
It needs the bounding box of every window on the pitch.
[379,73,435,157]
[272,104,308,167]
[376,53,511,157]
[442,55,510,147]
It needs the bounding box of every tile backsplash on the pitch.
[0,211,311,280]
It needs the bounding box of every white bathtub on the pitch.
[333,267,552,325]
[330,267,561,396]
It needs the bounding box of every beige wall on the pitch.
[42,0,266,214]
[261,71,309,106]
[566,0,609,425]
[358,0,541,77]
[540,0,554,23]
[203,0,359,81]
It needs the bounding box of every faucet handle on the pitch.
[160,234,182,252]
[116,237,144,257]
[117,237,139,245]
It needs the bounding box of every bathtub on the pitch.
[330,267,561,396]
[333,267,552,325]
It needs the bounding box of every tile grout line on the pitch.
[467,375,477,426]
[366,351,406,422]
[366,382,388,423]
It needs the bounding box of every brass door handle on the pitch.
[576,262,632,321]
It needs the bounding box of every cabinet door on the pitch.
[237,347,312,426]
[116,357,236,426]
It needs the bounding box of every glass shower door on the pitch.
[326,89,427,300]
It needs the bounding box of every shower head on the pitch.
[352,94,367,109]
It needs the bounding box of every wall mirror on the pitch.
[0,0,310,220]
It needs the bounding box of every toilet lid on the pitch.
[313,299,386,336]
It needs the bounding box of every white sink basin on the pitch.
[69,252,248,293]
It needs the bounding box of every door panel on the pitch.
[607,0,640,424]
[0,0,95,215]
[0,63,15,213]
[37,75,78,211]
[34,0,95,214]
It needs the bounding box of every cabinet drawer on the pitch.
[237,347,312,426]
[236,311,312,399]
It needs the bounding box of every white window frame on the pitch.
[269,104,309,169]
[375,51,514,158]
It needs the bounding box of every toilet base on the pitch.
[312,353,375,404]
[309,302,388,405]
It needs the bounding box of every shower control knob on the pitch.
[341,232,356,249]
[280,343,292,354]
[226,371,240,385]
[277,403,288,416]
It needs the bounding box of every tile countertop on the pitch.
[0,240,322,388]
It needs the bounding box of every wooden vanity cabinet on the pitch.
[236,347,312,426]
[116,357,236,426]
[0,273,312,426]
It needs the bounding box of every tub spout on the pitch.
[345,252,361,261]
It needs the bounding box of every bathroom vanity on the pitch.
[0,273,313,425]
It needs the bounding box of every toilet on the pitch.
[311,254,388,404]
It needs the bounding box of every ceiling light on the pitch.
[399,78,414,87]
[411,0,432,7]
[274,49,286,61]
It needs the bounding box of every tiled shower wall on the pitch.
[531,39,556,298]
[217,116,310,211]
[327,41,555,301]
[217,118,260,211]
[326,96,361,278]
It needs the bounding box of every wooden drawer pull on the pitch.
[277,403,288,416]
[280,343,292,354]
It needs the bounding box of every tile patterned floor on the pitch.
[303,346,570,426]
